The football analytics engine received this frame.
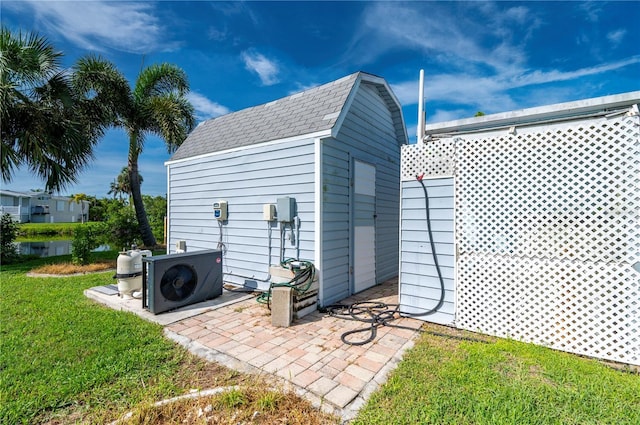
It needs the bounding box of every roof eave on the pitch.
[425,90,640,136]
[165,128,333,166]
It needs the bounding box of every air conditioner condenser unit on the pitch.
[142,249,223,314]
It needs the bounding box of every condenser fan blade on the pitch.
[160,264,197,301]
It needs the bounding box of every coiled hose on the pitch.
[325,174,446,345]
[256,258,315,309]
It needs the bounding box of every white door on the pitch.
[353,160,376,293]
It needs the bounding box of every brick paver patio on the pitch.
[164,278,423,420]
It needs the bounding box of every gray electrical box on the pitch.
[277,197,295,222]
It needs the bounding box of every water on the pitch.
[15,240,111,258]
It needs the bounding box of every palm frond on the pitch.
[72,54,132,134]
[143,93,196,152]
[133,63,190,101]
[0,26,62,89]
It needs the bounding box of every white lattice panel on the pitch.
[401,139,455,180]
[456,254,639,364]
[402,111,640,365]
[456,117,640,264]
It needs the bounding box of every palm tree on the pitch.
[77,63,194,247]
[124,64,194,246]
[108,179,123,202]
[70,193,89,223]
[107,167,142,205]
[1,27,119,192]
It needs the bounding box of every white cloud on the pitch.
[579,1,603,23]
[12,0,177,53]
[392,74,513,112]
[390,80,418,107]
[186,92,230,121]
[509,56,640,87]
[391,55,640,115]
[374,3,640,114]
[208,26,228,42]
[428,109,471,124]
[241,50,280,85]
[350,3,529,74]
[355,2,638,116]
[607,29,627,46]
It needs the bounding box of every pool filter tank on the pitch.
[114,247,152,299]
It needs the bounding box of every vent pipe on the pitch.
[417,69,426,143]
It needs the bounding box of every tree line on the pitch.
[1,26,195,247]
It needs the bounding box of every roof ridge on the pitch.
[208,71,362,121]
[170,71,396,161]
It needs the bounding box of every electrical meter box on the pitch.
[213,201,228,220]
[277,197,295,222]
[263,204,276,221]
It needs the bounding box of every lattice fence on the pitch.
[401,139,455,179]
[401,112,640,365]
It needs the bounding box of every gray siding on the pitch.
[321,82,402,305]
[168,138,316,290]
[399,178,455,325]
[320,143,351,304]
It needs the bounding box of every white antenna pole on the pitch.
[417,69,425,143]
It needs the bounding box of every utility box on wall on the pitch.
[400,91,640,366]
[277,197,295,222]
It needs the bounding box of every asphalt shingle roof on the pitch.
[170,72,363,161]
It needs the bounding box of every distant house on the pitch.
[0,190,90,223]
[165,72,408,306]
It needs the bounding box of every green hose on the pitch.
[256,259,316,309]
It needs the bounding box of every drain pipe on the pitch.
[417,69,426,144]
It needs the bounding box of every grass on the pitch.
[0,252,335,424]
[4,251,638,424]
[15,235,74,242]
[120,384,335,424]
[29,259,116,275]
[353,324,640,425]
[18,222,87,237]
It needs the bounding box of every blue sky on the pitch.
[2,1,639,198]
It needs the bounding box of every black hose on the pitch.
[323,302,421,345]
[325,174,447,345]
[405,175,446,317]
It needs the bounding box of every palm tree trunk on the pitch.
[128,156,157,248]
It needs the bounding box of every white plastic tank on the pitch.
[115,247,152,299]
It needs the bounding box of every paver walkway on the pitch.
[164,278,422,420]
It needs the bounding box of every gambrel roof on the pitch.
[169,72,406,162]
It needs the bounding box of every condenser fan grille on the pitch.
[143,249,223,314]
[160,264,197,301]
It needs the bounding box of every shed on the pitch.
[165,72,407,306]
[400,91,640,365]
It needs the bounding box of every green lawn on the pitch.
[18,221,87,237]
[354,326,640,424]
[2,252,639,424]
[0,252,214,424]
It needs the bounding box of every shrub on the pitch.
[106,207,141,251]
[71,223,105,265]
[143,195,167,242]
[0,214,19,263]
